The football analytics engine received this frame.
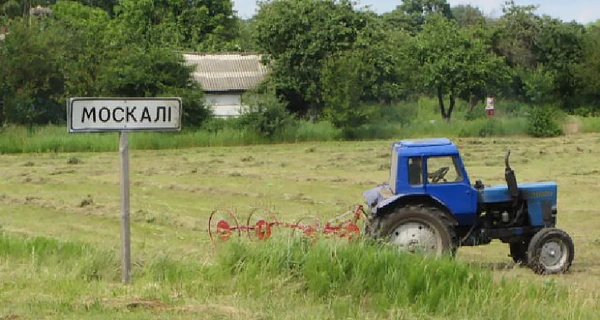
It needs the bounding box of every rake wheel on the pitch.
[291,215,322,239]
[208,209,241,242]
[246,208,277,241]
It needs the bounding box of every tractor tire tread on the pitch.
[526,227,574,274]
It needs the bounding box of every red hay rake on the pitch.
[208,205,368,244]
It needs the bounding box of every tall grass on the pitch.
[1,232,597,319]
[0,232,120,281]
[1,97,598,154]
[212,238,593,319]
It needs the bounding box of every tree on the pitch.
[50,1,111,99]
[252,0,369,119]
[574,25,600,105]
[0,18,66,125]
[416,14,508,120]
[533,16,585,109]
[489,1,586,107]
[320,50,367,128]
[112,0,239,51]
[491,0,541,69]
[0,1,210,127]
[396,0,453,33]
[451,4,485,27]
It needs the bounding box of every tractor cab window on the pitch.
[426,156,463,184]
[408,157,423,185]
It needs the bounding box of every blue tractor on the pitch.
[363,138,574,274]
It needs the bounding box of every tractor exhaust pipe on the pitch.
[504,150,519,204]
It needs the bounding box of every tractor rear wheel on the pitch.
[526,228,574,274]
[377,205,458,257]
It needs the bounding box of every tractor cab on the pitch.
[366,138,479,225]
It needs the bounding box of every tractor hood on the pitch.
[480,181,558,204]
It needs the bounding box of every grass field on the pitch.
[1,133,600,319]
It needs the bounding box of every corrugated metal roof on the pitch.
[183,53,270,92]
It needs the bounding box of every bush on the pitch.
[572,106,600,117]
[238,89,297,138]
[463,108,487,121]
[527,106,563,137]
[369,102,419,126]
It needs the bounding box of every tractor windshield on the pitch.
[426,155,463,184]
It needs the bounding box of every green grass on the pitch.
[5,97,597,154]
[0,232,597,319]
[0,117,531,154]
[2,132,600,318]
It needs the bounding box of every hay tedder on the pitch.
[208,204,367,243]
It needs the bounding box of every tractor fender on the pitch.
[373,193,458,225]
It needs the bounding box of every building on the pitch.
[183,53,270,118]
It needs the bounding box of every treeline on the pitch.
[2,0,600,134]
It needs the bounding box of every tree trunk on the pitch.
[447,93,455,122]
[437,86,447,119]
[468,95,478,113]
[309,105,319,123]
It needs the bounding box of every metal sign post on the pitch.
[67,97,182,284]
[119,131,131,283]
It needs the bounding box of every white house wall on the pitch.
[205,93,247,117]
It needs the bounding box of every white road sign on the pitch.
[68,97,182,133]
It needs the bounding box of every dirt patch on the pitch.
[563,119,581,135]
[174,303,257,318]
[99,297,169,311]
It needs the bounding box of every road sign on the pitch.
[67,97,183,285]
[68,97,182,133]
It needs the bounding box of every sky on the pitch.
[232,0,600,24]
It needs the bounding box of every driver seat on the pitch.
[408,161,422,185]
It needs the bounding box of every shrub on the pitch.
[572,106,600,117]
[527,106,563,138]
[238,89,297,138]
[463,107,487,121]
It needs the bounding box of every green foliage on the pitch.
[0,2,210,128]
[252,0,369,117]
[572,106,600,117]
[416,14,509,120]
[476,118,504,137]
[527,106,563,137]
[237,88,296,138]
[0,19,67,126]
[112,0,239,51]
[396,0,453,33]
[451,4,485,27]
[320,50,368,128]
[521,65,556,105]
[574,25,600,103]
[2,0,600,136]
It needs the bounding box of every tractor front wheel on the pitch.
[377,205,458,257]
[526,228,574,274]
